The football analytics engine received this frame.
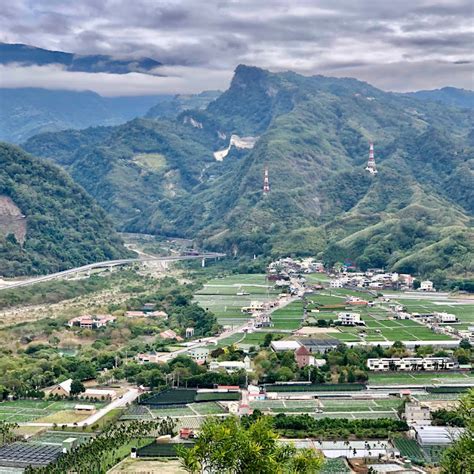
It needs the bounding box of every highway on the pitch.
[0,252,225,291]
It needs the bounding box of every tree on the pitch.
[0,421,18,445]
[263,333,273,347]
[70,379,85,396]
[440,389,474,474]
[177,416,323,474]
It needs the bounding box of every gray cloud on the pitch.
[0,0,472,94]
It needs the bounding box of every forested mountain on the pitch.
[0,143,132,277]
[0,43,162,74]
[145,91,222,119]
[0,88,173,143]
[404,87,474,110]
[23,66,474,277]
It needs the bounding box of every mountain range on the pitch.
[0,88,221,143]
[0,43,162,74]
[18,65,474,278]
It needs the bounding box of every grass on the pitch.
[133,153,166,171]
[36,410,88,424]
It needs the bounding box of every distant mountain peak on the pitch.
[0,42,163,75]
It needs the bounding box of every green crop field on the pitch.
[241,331,275,346]
[393,437,426,464]
[150,406,195,417]
[189,402,226,415]
[194,274,279,324]
[369,372,474,385]
[321,458,350,474]
[271,300,304,330]
[0,400,104,423]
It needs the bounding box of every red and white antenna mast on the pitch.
[365,142,378,175]
[263,166,270,194]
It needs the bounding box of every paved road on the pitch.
[19,387,140,428]
[0,252,225,291]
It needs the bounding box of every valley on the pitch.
[0,55,472,474]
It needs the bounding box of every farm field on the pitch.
[393,437,426,464]
[33,430,95,446]
[320,458,350,474]
[0,399,104,423]
[194,274,278,325]
[149,402,227,418]
[241,331,275,346]
[271,300,304,330]
[248,398,402,417]
[369,372,474,385]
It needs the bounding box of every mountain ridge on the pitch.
[0,42,162,75]
[23,65,474,277]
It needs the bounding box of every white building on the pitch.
[420,280,435,291]
[367,357,457,371]
[136,352,161,364]
[405,402,431,426]
[329,279,345,288]
[337,312,362,326]
[187,347,209,365]
[270,340,301,352]
[209,356,252,373]
[434,312,457,324]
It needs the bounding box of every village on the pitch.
[0,256,472,473]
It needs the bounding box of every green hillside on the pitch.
[23,66,474,277]
[0,143,132,276]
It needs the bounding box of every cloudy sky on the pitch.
[1,0,473,95]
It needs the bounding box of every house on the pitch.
[74,404,96,415]
[81,388,117,401]
[337,312,362,326]
[434,312,457,324]
[142,303,156,312]
[241,301,266,313]
[294,345,312,368]
[187,347,209,365]
[270,340,301,352]
[367,357,457,371]
[185,327,195,338]
[346,297,368,306]
[67,314,115,329]
[49,378,73,397]
[136,352,162,364]
[420,280,435,292]
[159,329,182,341]
[405,402,431,425]
[329,279,345,288]
[125,311,146,318]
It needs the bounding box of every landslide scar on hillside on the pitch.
[0,196,27,244]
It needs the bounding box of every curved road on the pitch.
[0,252,225,291]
